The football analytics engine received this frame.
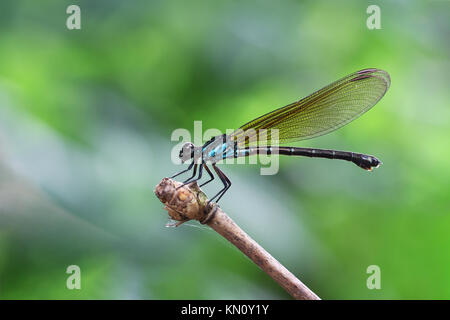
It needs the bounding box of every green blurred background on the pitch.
[0,0,448,299]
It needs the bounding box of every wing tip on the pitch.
[354,68,391,90]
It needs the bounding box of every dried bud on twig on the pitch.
[154,178,320,300]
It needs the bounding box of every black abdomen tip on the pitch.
[355,155,382,171]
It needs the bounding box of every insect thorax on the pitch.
[201,134,235,163]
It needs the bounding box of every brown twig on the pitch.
[154,178,320,300]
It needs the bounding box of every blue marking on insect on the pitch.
[208,143,228,158]
[223,145,236,159]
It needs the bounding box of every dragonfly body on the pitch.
[195,134,380,170]
[171,68,390,203]
[201,134,236,162]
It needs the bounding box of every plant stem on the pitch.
[154,178,320,300]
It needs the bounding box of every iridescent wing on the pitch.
[230,69,390,147]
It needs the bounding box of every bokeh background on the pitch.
[0,0,448,299]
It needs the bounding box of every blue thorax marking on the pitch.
[207,143,228,158]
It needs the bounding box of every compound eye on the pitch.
[180,142,194,161]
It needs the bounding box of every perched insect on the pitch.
[170,68,390,203]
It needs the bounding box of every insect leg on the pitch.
[213,165,231,203]
[199,163,214,187]
[169,161,194,179]
[182,163,198,183]
[208,164,230,203]
[184,163,204,184]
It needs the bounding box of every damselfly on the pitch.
[170,68,390,203]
